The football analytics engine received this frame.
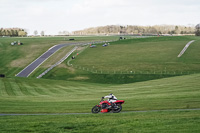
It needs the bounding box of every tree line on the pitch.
[0,28,27,37]
[73,25,196,35]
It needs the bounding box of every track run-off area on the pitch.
[1,108,200,116]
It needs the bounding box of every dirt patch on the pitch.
[57,63,68,68]
[9,45,42,67]
[76,46,85,51]
[10,58,31,67]
[67,66,76,73]
[69,76,89,80]
[56,64,76,73]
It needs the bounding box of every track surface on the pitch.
[1,108,200,116]
[16,41,107,77]
[16,43,75,77]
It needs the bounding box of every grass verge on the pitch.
[0,110,200,133]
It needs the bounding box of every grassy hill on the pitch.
[71,36,200,73]
[0,36,200,132]
[42,36,200,84]
[0,37,66,77]
[1,73,200,132]
[0,36,118,77]
[0,73,200,113]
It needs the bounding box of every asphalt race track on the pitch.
[16,43,76,77]
[16,40,108,77]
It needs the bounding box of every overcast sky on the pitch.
[0,0,199,35]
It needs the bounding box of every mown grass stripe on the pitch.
[52,85,77,94]
[2,78,16,96]
[36,84,59,96]
[47,86,64,95]
[22,82,46,96]
[26,82,48,95]
[15,79,35,96]
[65,86,88,93]
[54,86,75,93]
[0,79,8,96]
[0,79,3,96]
[36,84,66,96]
[9,79,24,96]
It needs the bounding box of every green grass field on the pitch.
[0,36,119,77]
[71,36,200,72]
[0,73,200,113]
[0,73,200,132]
[1,110,200,133]
[42,36,200,84]
[0,36,200,132]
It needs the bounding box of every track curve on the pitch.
[16,43,75,77]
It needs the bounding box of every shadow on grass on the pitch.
[44,73,181,84]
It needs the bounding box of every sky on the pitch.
[0,0,199,35]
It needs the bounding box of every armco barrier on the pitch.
[36,40,117,78]
[37,46,78,78]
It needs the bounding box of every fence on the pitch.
[68,65,198,75]
[37,46,78,78]
[37,40,118,78]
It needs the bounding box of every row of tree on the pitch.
[2,24,199,37]
[33,30,45,36]
[195,24,200,36]
[0,28,27,37]
[72,25,196,35]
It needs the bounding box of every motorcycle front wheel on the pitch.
[91,106,101,113]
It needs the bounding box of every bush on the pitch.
[195,24,200,36]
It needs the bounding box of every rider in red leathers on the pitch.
[102,93,117,108]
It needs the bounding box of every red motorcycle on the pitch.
[91,97,125,113]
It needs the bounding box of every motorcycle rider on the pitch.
[102,93,117,108]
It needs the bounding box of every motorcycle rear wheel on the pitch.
[112,104,122,113]
[91,106,101,113]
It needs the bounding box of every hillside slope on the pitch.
[43,36,200,84]
[0,73,200,113]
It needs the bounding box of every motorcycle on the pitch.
[91,97,125,113]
